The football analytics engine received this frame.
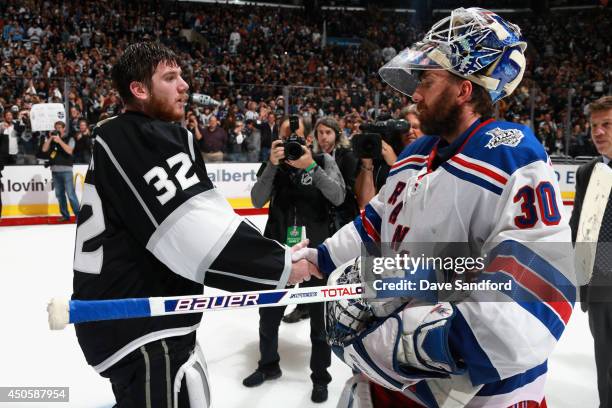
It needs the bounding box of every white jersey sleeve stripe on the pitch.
[146,189,241,283]
[186,129,196,162]
[97,136,159,227]
[455,153,511,180]
[448,157,507,189]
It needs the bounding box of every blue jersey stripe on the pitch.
[461,122,548,176]
[414,381,440,408]
[317,244,337,276]
[477,361,547,396]
[440,162,504,195]
[353,216,374,244]
[363,204,382,233]
[482,272,567,340]
[388,163,426,178]
[448,309,501,386]
[489,241,576,303]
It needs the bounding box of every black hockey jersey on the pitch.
[72,111,290,372]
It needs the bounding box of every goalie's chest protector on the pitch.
[378,119,519,246]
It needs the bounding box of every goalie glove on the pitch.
[325,258,374,348]
[337,301,465,392]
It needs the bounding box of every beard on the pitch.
[148,91,185,122]
[418,87,462,137]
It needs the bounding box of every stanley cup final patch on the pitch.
[485,127,525,149]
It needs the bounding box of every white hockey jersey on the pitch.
[317,118,577,407]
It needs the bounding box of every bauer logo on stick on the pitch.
[172,294,260,311]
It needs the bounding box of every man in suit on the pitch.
[569,95,612,408]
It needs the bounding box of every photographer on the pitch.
[185,110,203,142]
[243,116,345,403]
[41,121,80,222]
[353,119,407,208]
[282,116,360,325]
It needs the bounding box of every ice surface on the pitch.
[0,224,598,407]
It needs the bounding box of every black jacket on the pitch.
[569,157,612,309]
[0,131,8,168]
[257,122,278,150]
[332,147,360,228]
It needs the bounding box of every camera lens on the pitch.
[285,141,304,161]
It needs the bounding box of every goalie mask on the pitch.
[379,7,527,102]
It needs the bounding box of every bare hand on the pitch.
[288,259,323,285]
[269,139,285,165]
[381,140,397,166]
[360,158,373,170]
[290,239,310,253]
[286,146,314,170]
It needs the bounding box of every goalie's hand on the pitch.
[291,239,318,266]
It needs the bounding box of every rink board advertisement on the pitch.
[0,163,265,219]
[0,162,577,221]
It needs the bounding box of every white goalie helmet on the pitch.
[379,7,527,102]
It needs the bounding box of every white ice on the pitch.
[0,224,599,407]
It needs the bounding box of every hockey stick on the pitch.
[48,284,364,330]
[575,162,612,285]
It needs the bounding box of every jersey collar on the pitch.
[426,118,494,172]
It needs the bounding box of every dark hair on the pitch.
[469,83,494,119]
[449,73,494,119]
[111,42,179,105]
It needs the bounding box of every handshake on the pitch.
[287,240,322,285]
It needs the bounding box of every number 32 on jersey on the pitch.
[74,152,200,274]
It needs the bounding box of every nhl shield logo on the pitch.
[301,172,313,185]
[485,127,524,149]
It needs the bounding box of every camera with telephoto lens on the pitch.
[283,115,305,161]
[352,118,410,159]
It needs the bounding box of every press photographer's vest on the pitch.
[264,154,334,246]
[49,136,74,167]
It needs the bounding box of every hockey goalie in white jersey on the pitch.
[294,8,577,408]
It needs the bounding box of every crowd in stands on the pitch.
[0,0,609,164]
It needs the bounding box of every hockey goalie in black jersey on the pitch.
[71,42,320,408]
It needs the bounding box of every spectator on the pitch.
[198,116,227,162]
[245,118,261,162]
[0,108,24,165]
[185,110,204,144]
[257,111,278,162]
[41,121,80,222]
[73,119,93,164]
[0,1,609,161]
[401,104,424,147]
[227,120,248,162]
